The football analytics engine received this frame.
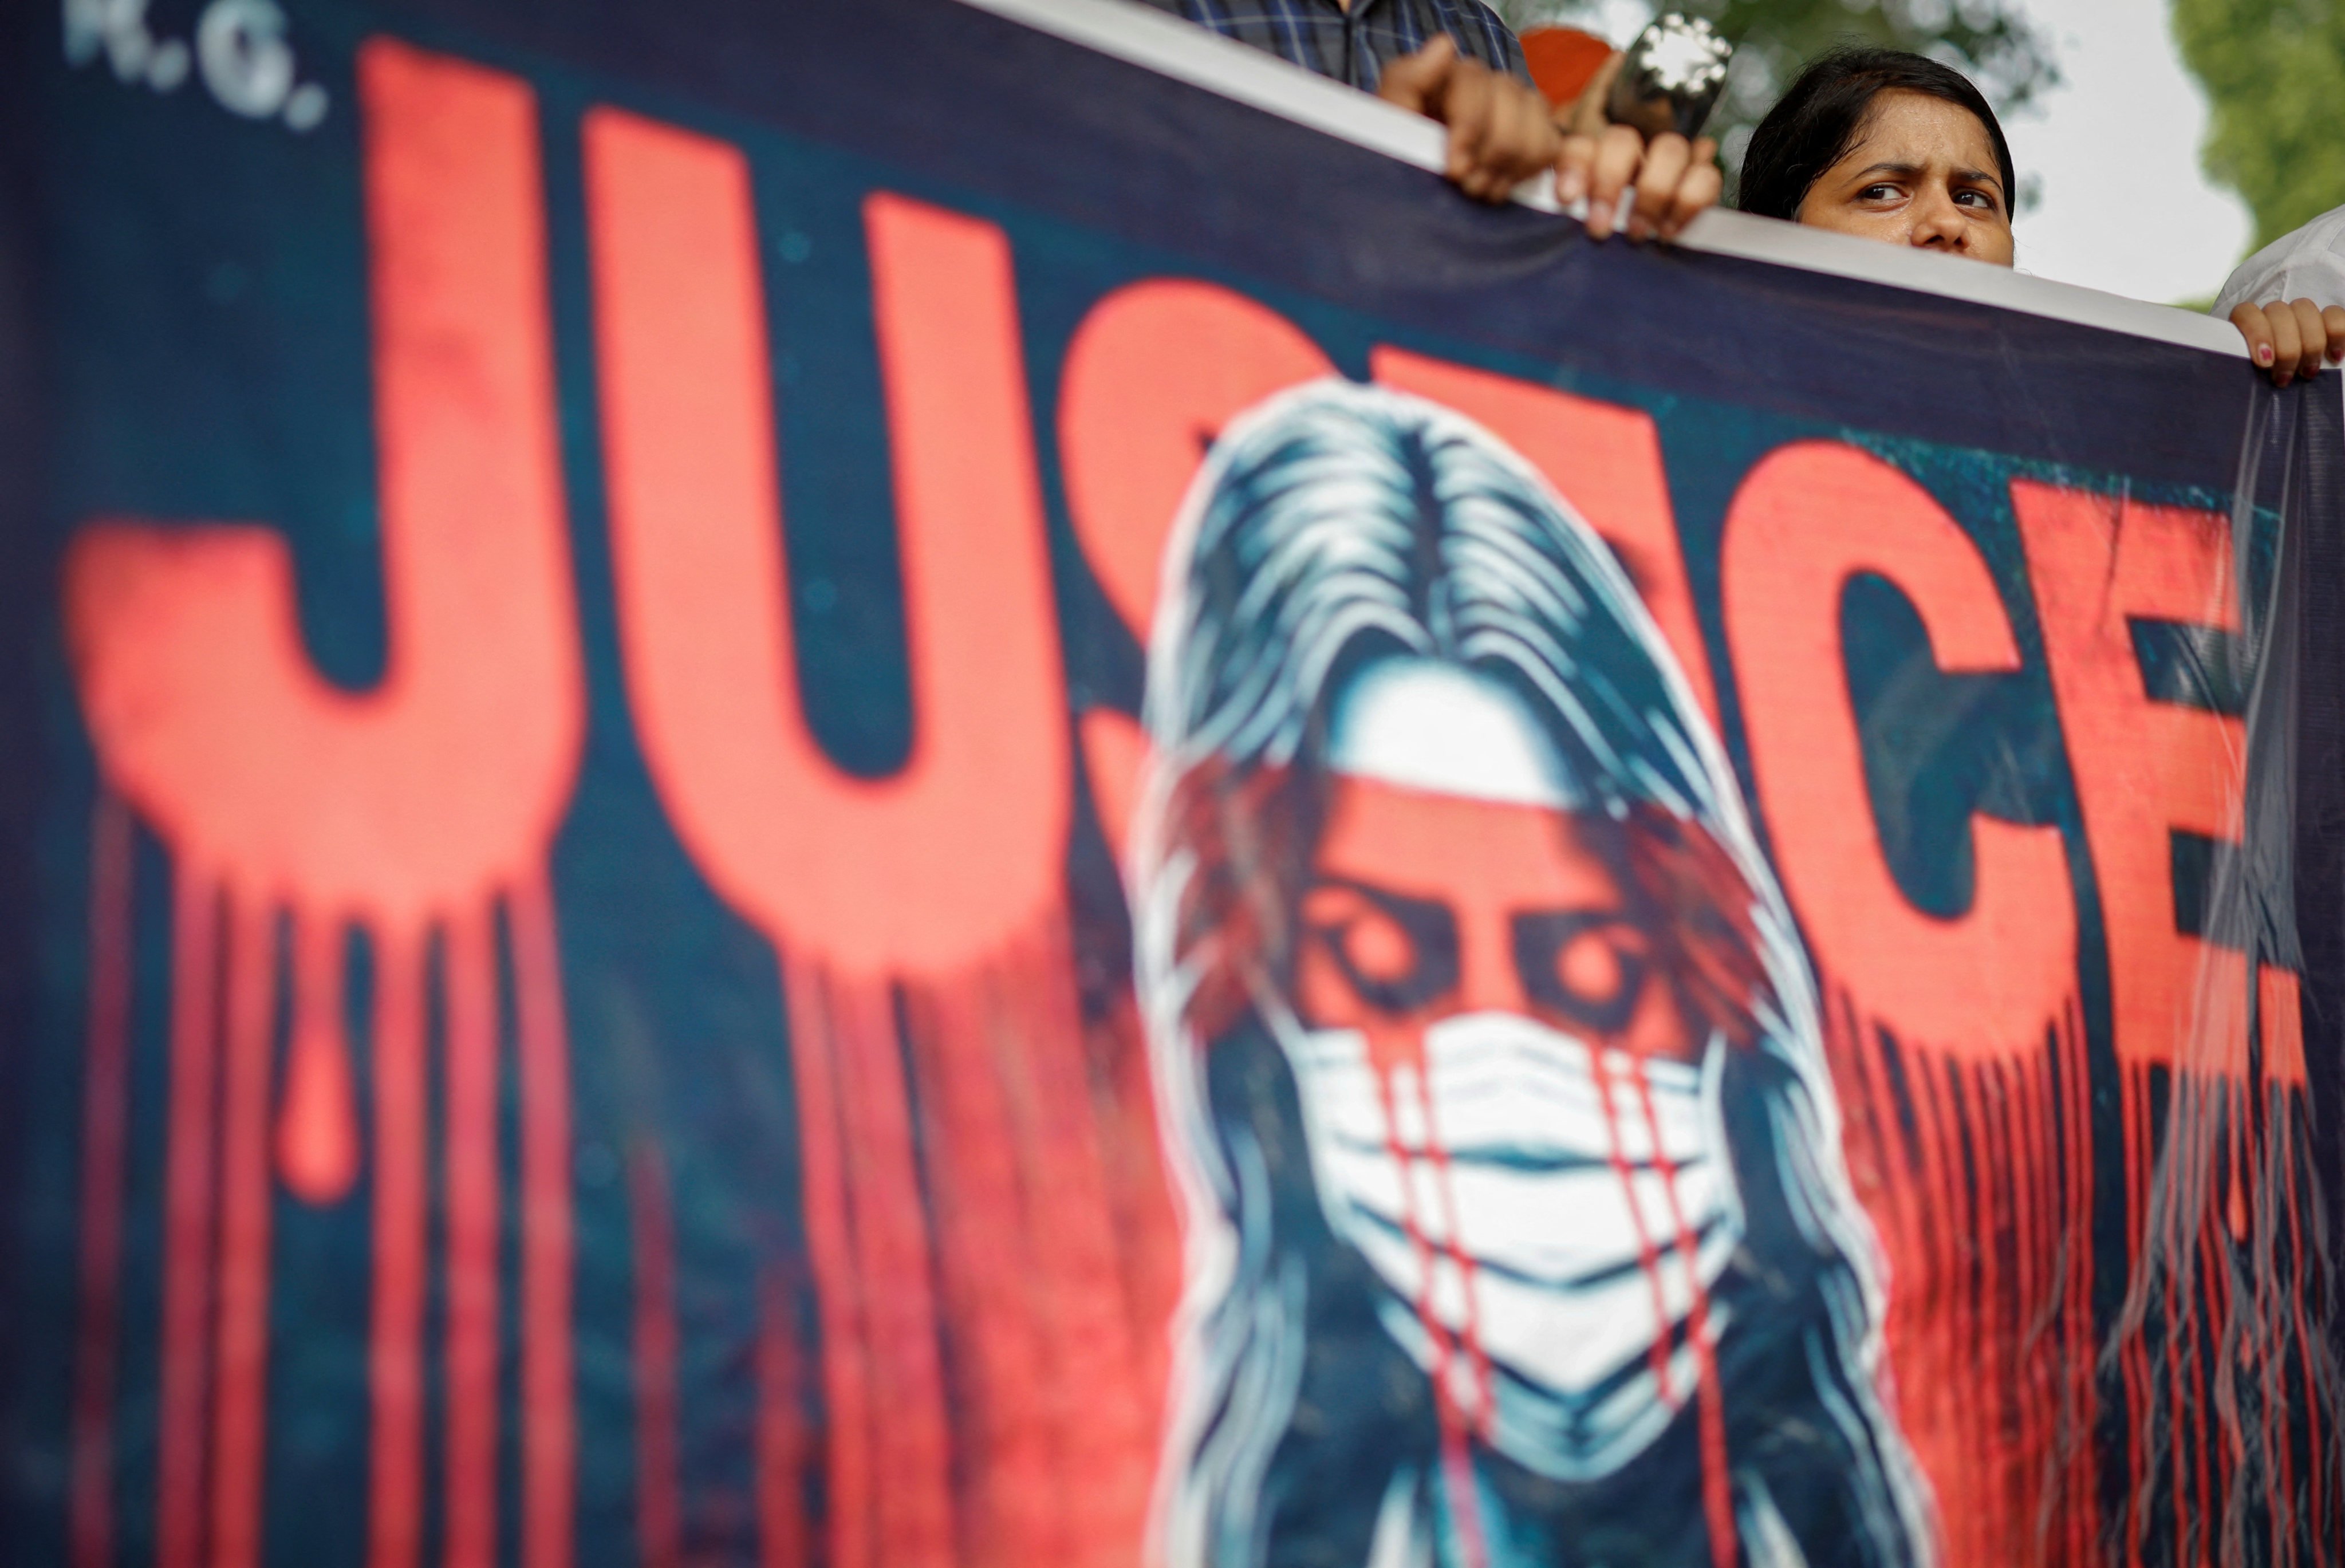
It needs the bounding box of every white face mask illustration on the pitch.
[1275,1007,1741,1481]
[1267,656,1745,1481]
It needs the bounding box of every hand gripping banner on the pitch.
[2,1,2341,1565]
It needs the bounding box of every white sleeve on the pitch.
[2213,206,2345,317]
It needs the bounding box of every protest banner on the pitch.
[3,0,2340,1563]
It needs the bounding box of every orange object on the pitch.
[1520,26,1614,111]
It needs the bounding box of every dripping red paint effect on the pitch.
[2119,1062,2153,1568]
[1966,1060,2008,1537]
[2122,1055,2330,1568]
[2060,1003,2100,1567]
[2281,1109,2320,1546]
[1622,1051,1734,1568]
[1832,997,1922,1449]
[62,32,585,1568]
[632,1144,685,1568]
[587,96,1181,1568]
[757,1272,811,1568]
[900,931,1159,1568]
[69,796,134,1568]
[1006,930,1158,1563]
[1591,1049,1679,1412]
[2283,1098,2324,1551]
[2023,1050,2067,1547]
[2199,1138,2228,1562]
[444,906,502,1568]
[2245,1102,2288,1563]
[1408,1065,1497,1450]
[1818,981,2105,1563]
[1976,1062,2019,1526]
[2202,1105,2236,1558]
[368,928,428,1568]
[65,25,585,1213]
[157,873,220,1568]
[1902,1044,1966,1556]
[2185,1110,2223,1565]
[1940,1055,1995,1563]
[1999,1066,2035,1401]
[212,896,278,1568]
[1722,445,2110,1555]
[831,976,956,1568]
[777,959,873,1568]
[511,876,578,1568]
[776,965,965,1568]
[2023,1050,2066,1542]
[1921,1057,1968,1547]
[2146,1084,2177,1563]
[278,913,357,1204]
[1988,1059,2026,1537]
[2009,1050,2058,1548]
[2150,1068,2199,1563]
[1369,1063,1486,1568]
[1682,1260,1733,1568]
[2008,474,2339,1559]
[1086,992,1183,1451]
[2013,1055,2058,1538]
[1982,1062,2019,1527]
[2279,1108,2322,1549]
[901,978,1064,1568]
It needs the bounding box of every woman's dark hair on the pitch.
[1736,46,2015,222]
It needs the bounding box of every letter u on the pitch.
[584,111,1070,979]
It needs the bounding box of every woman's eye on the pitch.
[1555,928,1629,1003]
[1303,889,1412,982]
[1956,190,1998,212]
[1511,911,1653,1037]
[1300,881,1458,1017]
[1859,183,1901,202]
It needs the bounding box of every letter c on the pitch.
[1721,441,2075,1055]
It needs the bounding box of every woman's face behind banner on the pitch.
[1795,89,2017,267]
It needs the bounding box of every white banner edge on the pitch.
[948,0,2251,361]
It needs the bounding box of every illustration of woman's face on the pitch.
[1295,773,1704,1070]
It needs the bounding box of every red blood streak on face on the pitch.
[1291,770,1711,1564]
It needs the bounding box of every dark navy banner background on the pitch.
[3,1,2341,1566]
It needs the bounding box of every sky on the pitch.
[2001,0,2252,304]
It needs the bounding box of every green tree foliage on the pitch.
[2171,0,2345,250]
[1489,0,2058,187]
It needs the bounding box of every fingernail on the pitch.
[1559,171,1585,204]
[2257,345,2275,365]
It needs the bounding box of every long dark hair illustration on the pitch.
[1129,381,1933,1567]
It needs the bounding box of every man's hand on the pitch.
[1550,48,1720,243]
[1378,36,1563,203]
[1378,34,1722,233]
[1556,124,1720,242]
[2230,298,2345,388]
